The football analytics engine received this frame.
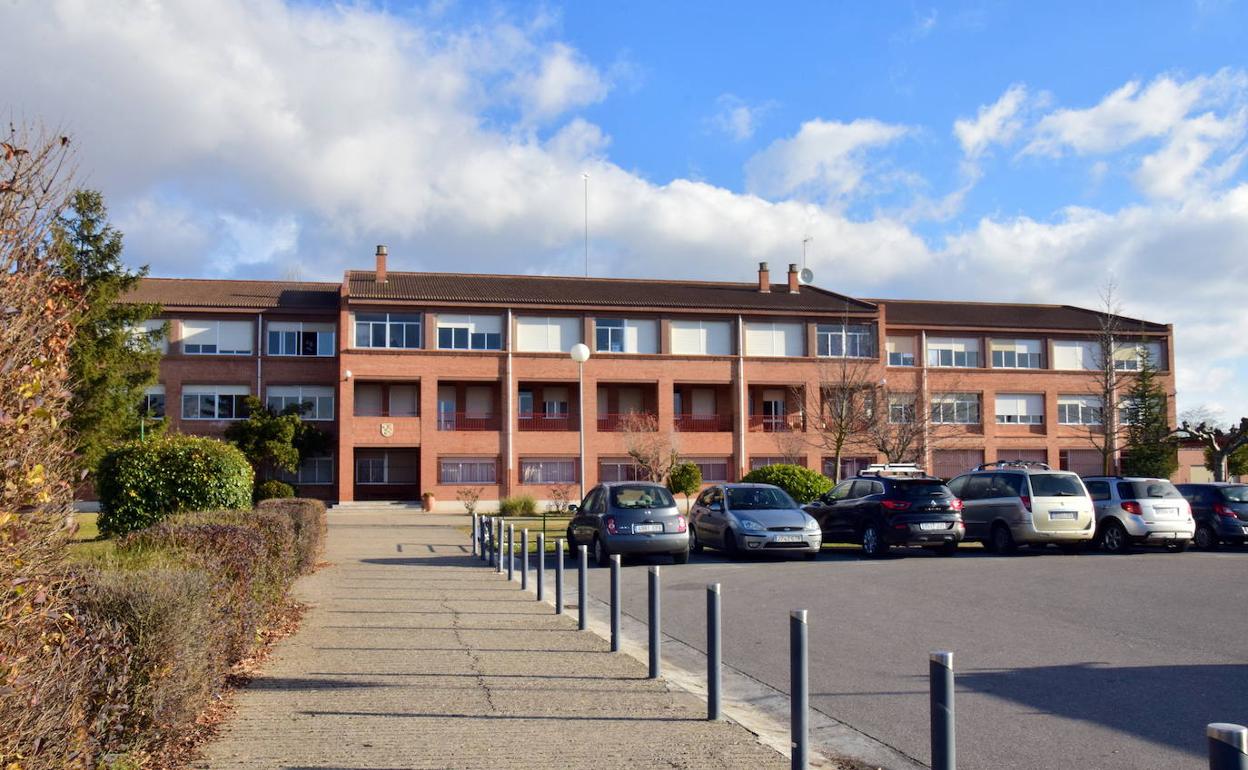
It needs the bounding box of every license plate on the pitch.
[1050,511,1076,520]
[634,523,663,534]
[919,522,947,531]
[775,534,803,543]
[1154,507,1176,519]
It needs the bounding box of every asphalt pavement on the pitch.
[580,543,1248,770]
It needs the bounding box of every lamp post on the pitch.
[570,343,591,500]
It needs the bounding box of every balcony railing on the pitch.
[748,414,804,433]
[597,412,658,432]
[437,412,501,431]
[673,414,733,432]
[517,413,577,432]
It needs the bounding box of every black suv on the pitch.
[1176,482,1248,549]
[804,473,965,557]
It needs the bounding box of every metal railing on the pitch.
[436,412,501,431]
[517,413,577,431]
[673,414,733,432]
[748,414,804,432]
[597,412,657,432]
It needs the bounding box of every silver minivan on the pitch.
[948,462,1096,553]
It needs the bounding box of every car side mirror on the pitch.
[709,502,723,512]
[567,504,579,513]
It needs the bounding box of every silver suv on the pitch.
[948,462,1095,553]
[1083,476,1195,553]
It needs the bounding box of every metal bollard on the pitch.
[610,554,622,652]
[555,538,565,614]
[1208,723,1248,770]
[471,513,477,556]
[790,609,809,770]
[648,565,661,678]
[494,518,503,572]
[521,530,529,590]
[578,545,588,630]
[482,516,491,562]
[507,524,515,581]
[930,651,956,770]
[536,533,545,601]
[707,583,722,721]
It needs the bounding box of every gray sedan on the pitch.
[566,482,690,566]
[689,483,822,559]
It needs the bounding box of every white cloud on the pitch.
[709,94,771,142]
[510,42,610,121]
[744,118,910,202]
[954,84,1028,158]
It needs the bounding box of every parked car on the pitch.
[566,482,689,566]
[1083,476,1195,553]
[688,483,821,560]
[947,462,1095,553]
[1175,482,1248,550]
[804,473,964,557]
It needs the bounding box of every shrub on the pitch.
[667,462,702,511]
[257,498,327,574]
[740,463,832,503]
[254,479,294,502]
[96,434,253,537]
[498,495,538,516]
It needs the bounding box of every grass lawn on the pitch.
[69,512,116,560]
[458,515,573,553]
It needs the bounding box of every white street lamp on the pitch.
[570,343,591,500]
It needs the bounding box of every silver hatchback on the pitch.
[1084,476,1195,553]
[688,483,822,559]
[566,482,690,566]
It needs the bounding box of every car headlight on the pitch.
[738,518,762,531]
[805,518,821,531]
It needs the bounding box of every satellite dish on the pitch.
[799,267,815,285]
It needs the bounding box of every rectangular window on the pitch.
[520,458,578,484]
[516,316,581,353]
[268,321,336,357]
[930,393,980,424]
[436,314,502,351]
[1113,341,1163,371]
[749,456,791,470]
[670,320,732,355]
[745,321,805,357]
[816,324,875,358]
[266,385,334,420]
[687,457,729,483]
[388,384,419,417]
[278,455,334,485]
[1053,340,1098,371]
[1057,395,1103,425]
[927,337,981,368]
[888,394,916,424]
[994,393,1044,425]
[129,319,169,353]
[599,458,640,482]
[886,335,915,366]
[991,339,1043,369]
[181,320,253,355]
[181,385,250,420]
[594,318,659,354]
[140,385,166,419]
[438,457,498,484]
[353,313,422,349]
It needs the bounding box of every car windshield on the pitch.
[1221,486,1248,503]
[609,485,676,509]
[1029,473,1086,497]
[895,481,950,498]
[1121,481,1182,500]
[727,487,797,510]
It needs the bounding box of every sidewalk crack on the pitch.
[445,597,499,714]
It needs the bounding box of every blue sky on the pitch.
[2,0,1247,416]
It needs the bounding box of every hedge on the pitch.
[499,495,538,516]
[257,498,328,574]
[740,463,833,503]
[255,479,295,502]
[96,434,254,537]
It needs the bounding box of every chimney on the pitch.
[757,261,770,293]
[788,263,800,294]
[375,244,388,284]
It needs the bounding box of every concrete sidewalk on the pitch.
[195,509,788,770]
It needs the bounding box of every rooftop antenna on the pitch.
[801,235,812,270]
[582,172,590,277]
[800,236,815,284]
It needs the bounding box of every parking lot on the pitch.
[582,545,1248,770]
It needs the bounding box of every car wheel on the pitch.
[1166,539,1191,553]
[861,524,888,558]
[1194,523,1218,550]
[672,548,690,565]
[1100,520,1131,554]
[689,525,704,553]
[722,529,740,560]
[593,536,611,567]
[938,541,959,557]
[990,523,1017,555]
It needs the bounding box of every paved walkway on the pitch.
[195,509,787,770]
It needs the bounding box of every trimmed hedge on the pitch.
[257,498,328,574]
[96,434,254,537]
[740,463,833,503]
[255,479,295,502]
[499,495,538,516]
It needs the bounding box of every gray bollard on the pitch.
[610,554,622,652]
[555,538,565,614]
[495,518,503,572]
[707,583,722,721]
[1208,723,1248,770]
[536,533,545,601]
[790,609,809,770]
[578,545,588,631]
[521,529,529,590]
[471,513,478,556]
[648,565,661,678]
[507,524,515,581]
[930,651,956,770]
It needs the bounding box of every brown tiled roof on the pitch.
[127,278,340,310]
[347,271,876,313]
[876,298,1168,333]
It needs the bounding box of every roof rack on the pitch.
[858,463,929,478]
[974,461,1052,471]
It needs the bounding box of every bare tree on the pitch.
[1177,410,1248,482]
[1085,280,1132,475]
[619,412,680,482]
[792,355,877,481]
[867,387,927,464]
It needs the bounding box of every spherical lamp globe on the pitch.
[570,343,591,363]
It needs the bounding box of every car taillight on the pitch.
[606,516,618,534]
[881,499,911,511]
[1020,495,1032,512]
[1121,501,1143,515]
[675,516,687,533]
[950,498,964,511]
[1214,503,1238,518]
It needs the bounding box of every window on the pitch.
[437,314,502,350]
[1052,340,1098,371]
[745,321,804,357]
[129,319,168,353]
[749,456,790,470]
[991,340,1043,369]
[355,451,418,484]
[930,393,980,424]
[181,385,250,420]
[516,316,581,353]
[994,393,1044,425]
[438,457,498,484]
[670,320,732,355]
[1059,449,1104,475]
[888,394,916,424]
[1086,479,1111,501]
[823,456,872,480]
[278,455,334,485]
[816,324,874,358]
[268,321,336,356]
[688,457,730,483]
[1114,342,1163,371]
[354,313,422,349]
[520,458,578,484]
[594,318,658,353]
[389,385,419,417]
[599,458,640,482]
[886,336,915,366]
[181,320,253,355]
[927,337,981,368]
[140,385,165,418]
[266,386,334,421]
[1057,395,1103,425]
[932,449,984,480]
[354,383,383,416]
[356,456,386,484]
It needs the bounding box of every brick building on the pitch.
[126,250,1177,508]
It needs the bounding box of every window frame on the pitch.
[930,392,981,425]
[519,457,579,485]
[353,313,423,350]
[816,323,875,358]
[438,457,499,484]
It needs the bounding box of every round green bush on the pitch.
[740,463,832,504]
[498,495,538,516]
[254,479,295,502]
[96,434,254,536]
